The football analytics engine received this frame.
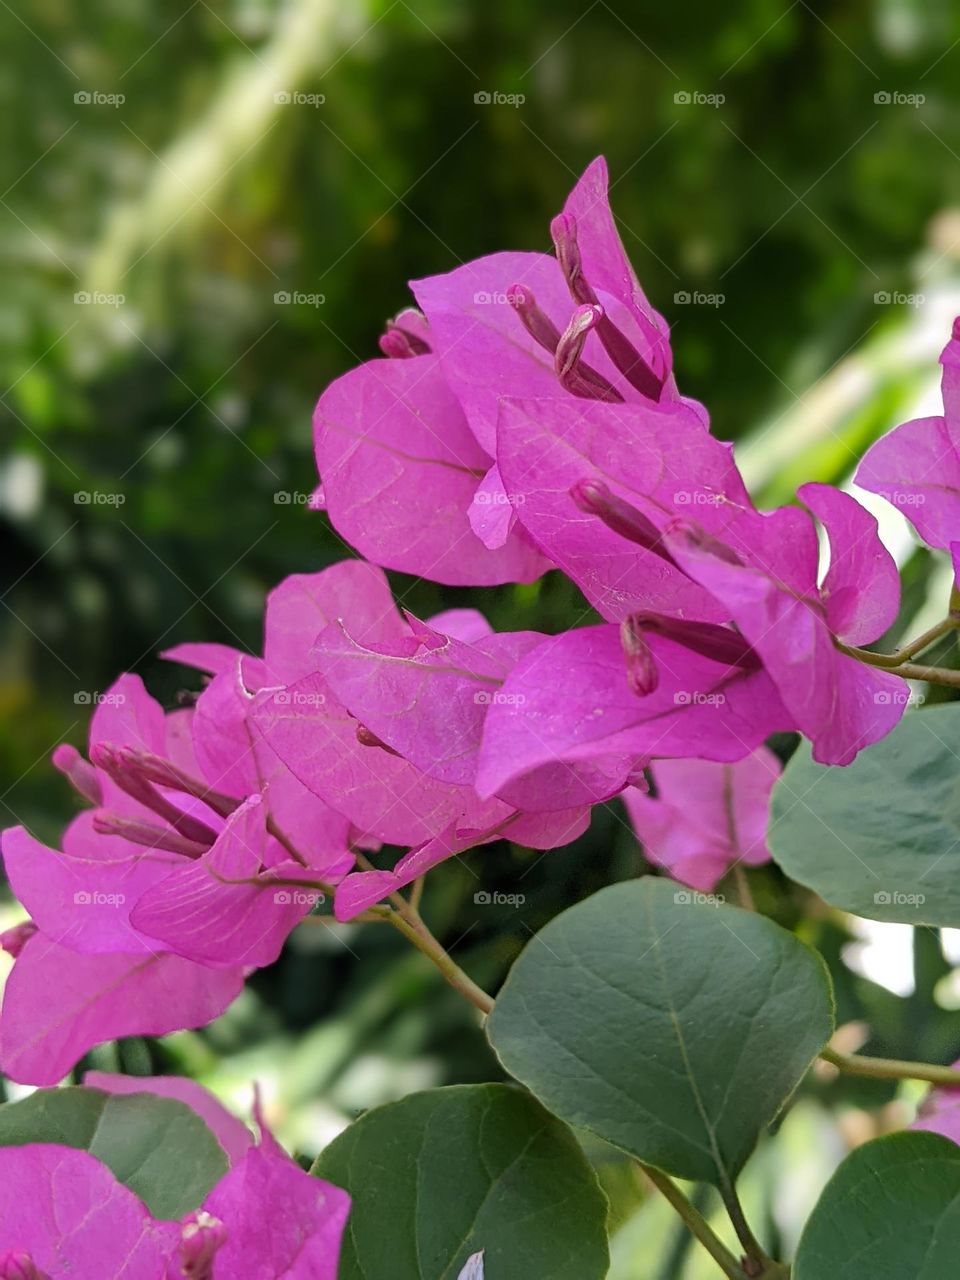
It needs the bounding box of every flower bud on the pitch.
[179,1211,227,1280]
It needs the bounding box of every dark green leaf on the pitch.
[770,706,960,924]
[486,878,833,1186]
[313,1083,609,1280]
[795,1131,960,1278]
[0,1086,228,1218]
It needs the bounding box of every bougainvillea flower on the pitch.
[129,796,327,969]
[495,394,748,622]
[856,318,960,548]
[658,482,906,764]
[497,381,906,763]
[249,572,590,918]
[0,930,243,1085]
[0,1078,351,1277]
[314,157,701,585]
[0,1145,180,1277]
[623,748,781,891]
[313,355,548,584]
[475,621,792,809]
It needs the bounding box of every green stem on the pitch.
[349,853,494,1013]
[821,1046,960,1086]
[720,1183,776,1274]
[639,1164,747,1279]
[839,616,960,669]
[376,905,494,1014]
[894,660,960,688]
[732,864,755,912]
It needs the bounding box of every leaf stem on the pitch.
[639,1164,747,1279]
[821,1046,960,1086]
[720,1183,776,1274]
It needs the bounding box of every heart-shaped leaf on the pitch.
[0,1085,228,1219]
[313,1083,609,1280]
[486,877,833,1186]
[769,706,960,924]
[795,1131,960,1278]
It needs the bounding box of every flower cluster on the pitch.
[2,155,952,1088]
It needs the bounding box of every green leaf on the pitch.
[0,1085,228,1218]
[313,1083,609,1280]
[795,1131,960,1278]
[486,877,833,1187]
[769,705,960,924]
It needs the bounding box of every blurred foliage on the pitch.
[4,0,960,1272]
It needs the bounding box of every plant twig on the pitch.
[821,1046,960,1086]
[840,616,960,669]
[375,905,494,1014]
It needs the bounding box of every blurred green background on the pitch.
[4,0,960,1273]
